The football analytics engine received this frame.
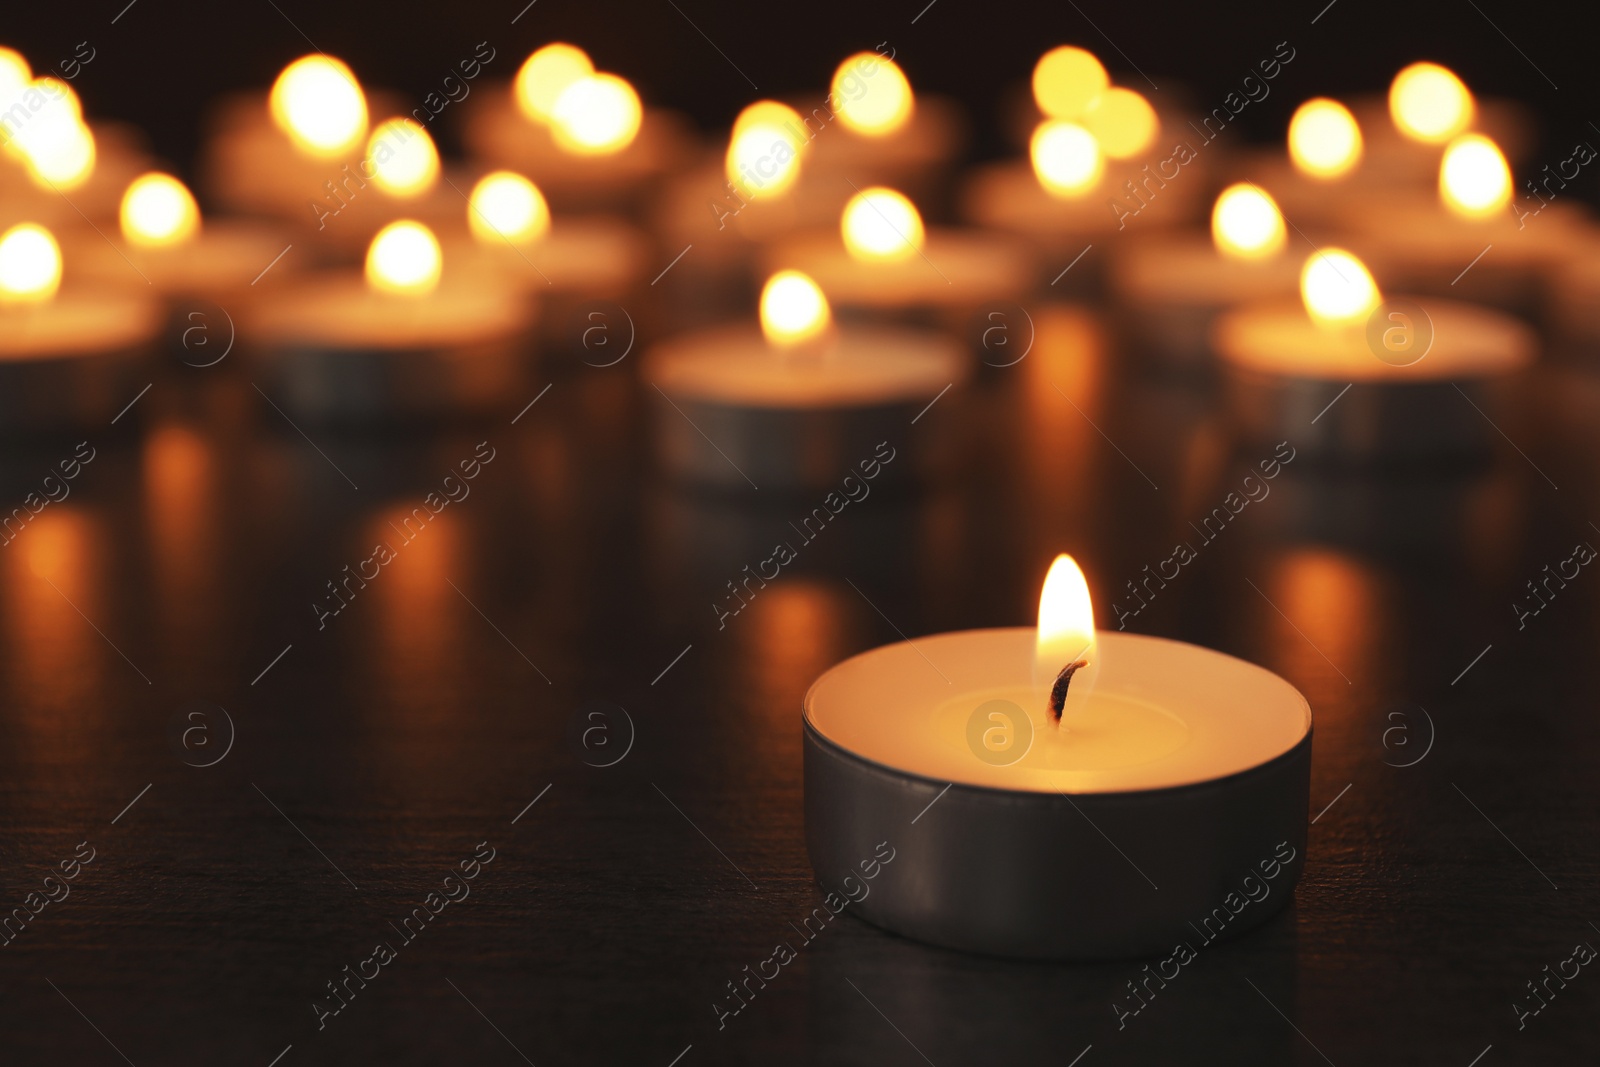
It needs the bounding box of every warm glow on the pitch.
[759,270,831,349]
[1390,62,1474,145]
[1030,120,1103,198]
[12,80,94,188]
[550,73,642,155]
[365,220,442,296]
[1083,87,1158,159]
[1211,183,1286,261]
[514,43,593,125]
[1288,98,1362,180]
[840,187,924,263]
[1032,46,1108,120]
[121,173,200,248]
[0,47,30,100]
[367,118,440,198]
[832,52,914,136]
[726,101,805,200]
[1440,133,1512,219]
[0,223,62,304]
[468,171,550,246]
[269,55,368,157]
[1301,249,1380,328]
[1033,553,1100,720]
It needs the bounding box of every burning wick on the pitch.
[1048,658,1090,722]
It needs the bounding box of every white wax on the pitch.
[249,275,533,351]
[1111,234,1300,309]
[645,324,963,409]
[442,216,648,296]
[805,628,1310,793]
[0,289,161,359]
[462,89,690,202]
[762,228,1034,310]
[1213,297,1535,382]
[71,221,296,297]
[798,95,964,179]
[962,159,1200,244]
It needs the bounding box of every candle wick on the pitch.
[1048,659,1089,723]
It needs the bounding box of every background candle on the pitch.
[248,219,535,421]
[0,222,160,432]
[644,270,966,490]
[797,51,965,189]
[1213,248,1536,461]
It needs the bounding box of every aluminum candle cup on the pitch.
[643,325,966,492]
[0,291,161,432]
[250,277,535,423]
[804,628,1312,961]
[1213,296,1536,463]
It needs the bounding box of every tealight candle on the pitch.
[1332,133,1591,316]
[1212,248,1536,461]
[462,43,688,210]
[1110,183,1301,358]
[444,169,646,298]
[798,51,964,186]
[72,172,296,300]
[643,269,966,490]
[203,53,380,216]
[760,185,1034,319]
[0,222,160,431]
[805,554,1312,960]
[249,219,535,421]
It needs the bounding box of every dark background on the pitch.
[1,0,1593,187]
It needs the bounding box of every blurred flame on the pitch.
[1083,87,1158,160]
[1288,98,1362,180]
[727,101,805,200]
[1211,183,1286,260]
[368,118,440,198]
[1390,62,1474,145]
[121,173,200,248]
[0,222,61,303]
[365,220,441,296]
[833,52,914,136]
[841,187,924,263]
[514,43,593,125]
[1030,120,1103,198]
[1440,133,1511,219]
[759,269,830,349]
[270,55,368,157]
[1032,46,1107,120]
[468,170,550,246]
[550,73,641,155]
[1301,248,1380,328]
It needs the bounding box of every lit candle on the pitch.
[1349,61,1533,184]
[1224,97,1367,228]
[643,269,966,490]
[74,171,296,299]
[1330,132,1584,315]
[250,219,535,421]
[204,53,375,216]
[1109,183,1299,358]
[801,51,964,185]
[0,222,161,430]
[463,44,686,210]
[804,553,1312,959]
[444,169,647,310]
[761,185,1034,317]
[1212,248,1536,460]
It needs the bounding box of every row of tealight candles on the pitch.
[0,39,1586,474]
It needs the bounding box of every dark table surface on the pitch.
[1,288,1597,1067]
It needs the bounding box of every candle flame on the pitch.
[1390,62,1474,145]
[121,172,201,248]
[1439,133,1511,220]
[0,223,62,304]
[1300,248,1380,328]
[1288,98,1362,181]
[1083,87,1158,160]
[841,187,924,263]
[514,43,593,126]
[832,52,914,137]
[1211,183,1286,261]
[270,55,368,158]
[1030,120,1103,198]
[550,72,642,156]
[0,47,31,102]
[11,79,94,189]
[1032,46,1108,121]
[468,171,550,246]
[1034,554,1099,723]
[365,220,442,296]
[759,270,831,349]
[726,101,806,200]
[367,117,440,198]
